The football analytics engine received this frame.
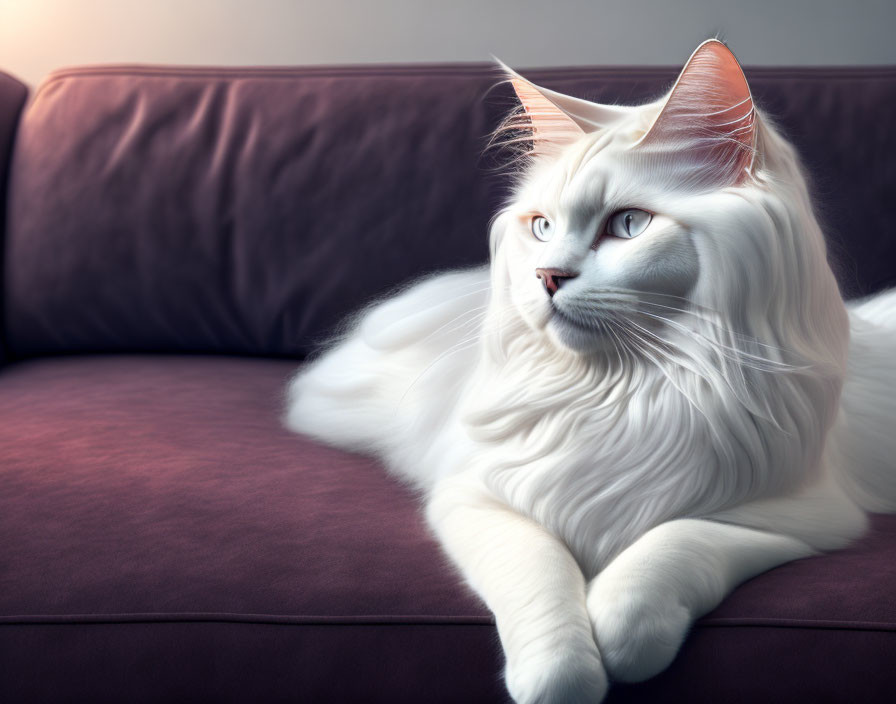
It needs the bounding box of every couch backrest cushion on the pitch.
[5,65,896,358]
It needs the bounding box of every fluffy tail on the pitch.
[834,288,896,512]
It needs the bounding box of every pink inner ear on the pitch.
[507,75,586,152]
[638,40,756,184]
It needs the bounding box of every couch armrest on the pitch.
[0,71,29,364]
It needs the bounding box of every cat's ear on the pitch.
[496,59,633,154]
[636,40,756,185]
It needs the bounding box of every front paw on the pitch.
[506,648,608,704]
[587,578,691,683]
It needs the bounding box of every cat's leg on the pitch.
[427,476,608,704]
[587,518,810,683]
[586,475,867,683]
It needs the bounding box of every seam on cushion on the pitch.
[39,64,896,79]
[36,64,508,89]
[698,617,896,632]
[32,64,896,98]
[3,613,896,632]
[524,67,896,80]
[0,612,496,626]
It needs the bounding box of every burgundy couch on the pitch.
[0,63,894,703]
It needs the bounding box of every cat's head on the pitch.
[489,40,847,379]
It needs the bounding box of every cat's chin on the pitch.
[546,309,619,356]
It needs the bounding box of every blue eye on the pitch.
[607,209,652,239]
[531,216,553,242]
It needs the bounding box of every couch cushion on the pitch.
[6,66,896,359]
[5,65,500,360]
[0,356,894,701]
[0,355,504,701]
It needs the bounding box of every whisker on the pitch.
[635,301,798,357]
[584,288,722,316]
[636,309,809,372]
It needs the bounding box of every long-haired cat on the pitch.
[284,40,896,703]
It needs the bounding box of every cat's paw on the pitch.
[505,648,608,704]
[587,578,691,683]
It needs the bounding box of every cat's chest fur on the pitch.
[448,344,721,575]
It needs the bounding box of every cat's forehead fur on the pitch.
[514,108,666,222]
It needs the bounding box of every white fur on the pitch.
[283,57,895,703]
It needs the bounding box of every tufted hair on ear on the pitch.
[494,58,635,157]
[635,39,756,186]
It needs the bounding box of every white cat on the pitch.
[284,40,896,703]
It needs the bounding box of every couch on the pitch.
[0,62,894,702]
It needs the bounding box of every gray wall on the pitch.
[2,0,894,87]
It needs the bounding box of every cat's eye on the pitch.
[607,209,652,239]
[530,216,554,242]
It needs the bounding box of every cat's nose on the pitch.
[535,268,577,297]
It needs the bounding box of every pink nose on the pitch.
[535,268,577,296]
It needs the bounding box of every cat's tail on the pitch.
[833,288,896,513]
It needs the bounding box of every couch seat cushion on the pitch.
[1,355,894,702]
[0,355,501,702]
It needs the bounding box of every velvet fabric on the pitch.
[5,66,896,360]
[1,356,895,702]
